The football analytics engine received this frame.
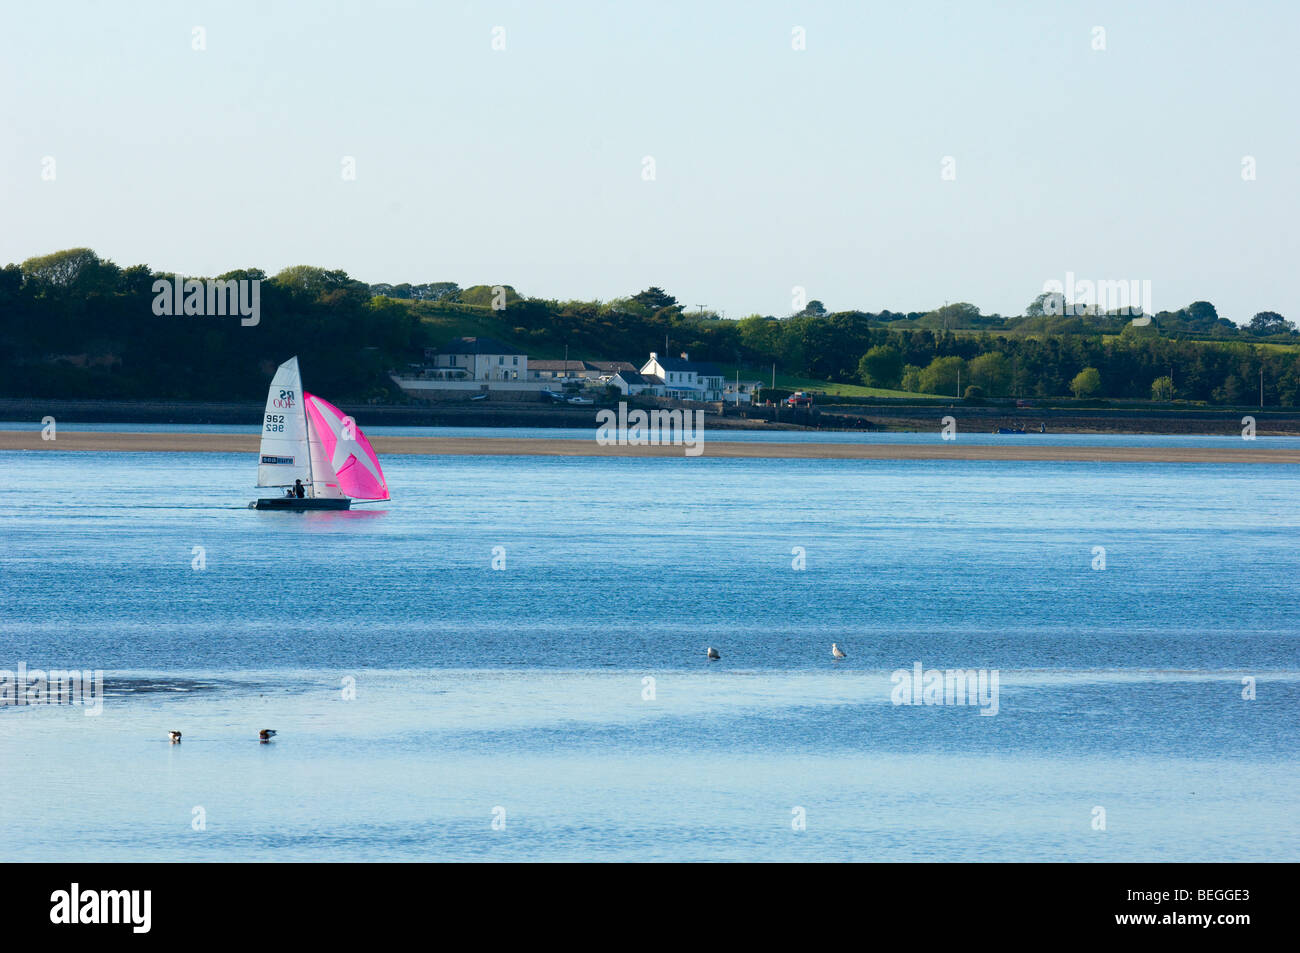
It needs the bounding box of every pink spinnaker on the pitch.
[303,392,390,500]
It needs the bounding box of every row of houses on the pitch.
[409,337,763,404]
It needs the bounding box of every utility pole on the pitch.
[772,363,776,389]
[957,368,961,398]
[1261,366,1265,408]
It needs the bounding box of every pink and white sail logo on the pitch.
[303,393,389,500]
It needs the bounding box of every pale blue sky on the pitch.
[2,0,1296,321]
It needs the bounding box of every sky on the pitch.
[2,0,1297,323]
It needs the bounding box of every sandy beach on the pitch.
[3,430,1298,463]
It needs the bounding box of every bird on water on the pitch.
[706,647,721,660]
[168,730,182,743]
[259,729,277,742]
[832,643,847,660]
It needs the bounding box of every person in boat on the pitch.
[294,479,305,499]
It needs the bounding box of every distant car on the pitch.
[784,391,813,407]
[542,390,567,402]
[566,396,593,405]
[469,393,488,401]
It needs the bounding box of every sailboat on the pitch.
[250,356,390,510]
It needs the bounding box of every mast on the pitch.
[302,381,315,498]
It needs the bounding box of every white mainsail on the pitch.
[256,357,313,489]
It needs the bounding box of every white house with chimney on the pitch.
[639,352,726,401]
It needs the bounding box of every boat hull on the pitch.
[251,497,351,511]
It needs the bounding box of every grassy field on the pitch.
[412,303,517,342]
[1092,332,1300,352]
[413,304,578,360]
[715,365,930,399]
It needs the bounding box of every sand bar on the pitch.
[2,431,1298,463]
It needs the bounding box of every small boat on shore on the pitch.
[250,357,390,511]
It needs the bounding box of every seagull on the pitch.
[707,647,721,660]
[168,730,182,743]
[832,643,847,659]
[259,729,277,743]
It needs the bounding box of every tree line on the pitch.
[2,249,1297,406]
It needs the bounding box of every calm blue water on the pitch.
[0,444,1296,860]
[4,420,1296,448]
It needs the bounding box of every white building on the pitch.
[723,379,763,405]
[610,369,663,396]
[528,359,637,382]
[639,352,726,401]
[422,337,527,381]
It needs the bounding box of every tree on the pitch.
[458,284,520,308]
[1025,291,1066,317]
[797,299,827,317]
[1070,367,1102,398]
[21,248,104,288]
[1248,311,1295,336]
[921,302,981,329]
[629,286,678,312]
[1150,375,1174,401]
[272,266,363,297]
[967,351,1012,396]
[1183,301,1219,325]
[919,355,965,396]
[416,282,460,301]
[737,315,783,361]
[900,364,924,393]
[1214,374,1245,404]
[857,345,903,388]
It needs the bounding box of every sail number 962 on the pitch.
[265,414,286,433]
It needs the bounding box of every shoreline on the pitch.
[4,431,1299,463]
[4,397,1300,436]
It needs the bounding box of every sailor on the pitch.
[294,479,305,499]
